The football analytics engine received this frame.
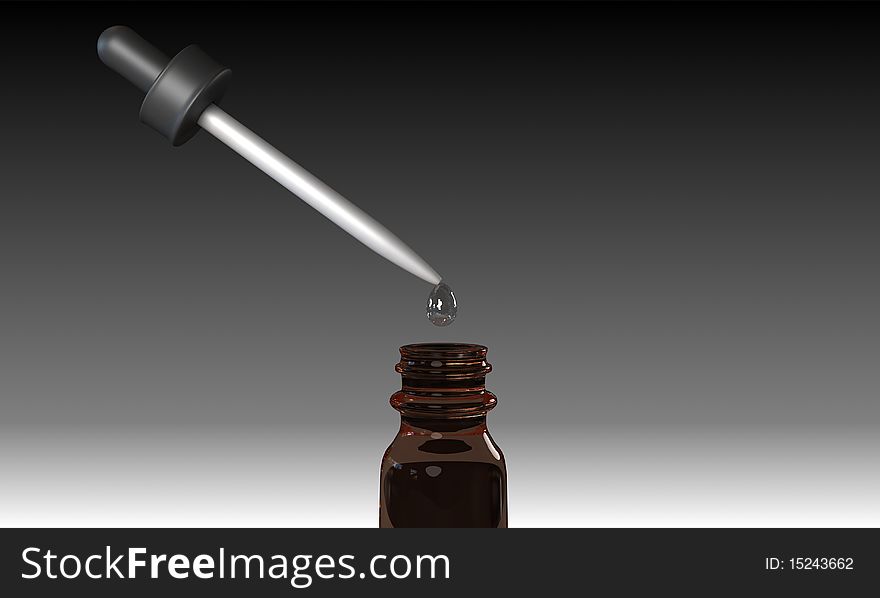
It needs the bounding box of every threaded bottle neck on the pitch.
[392,343,495,418]
[396,343,491,388]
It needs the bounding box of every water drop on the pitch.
[425,465,443,478]
[426,281,458,326]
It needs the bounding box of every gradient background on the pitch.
[1,2,878,526]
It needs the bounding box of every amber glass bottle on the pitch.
[379,343,507,528]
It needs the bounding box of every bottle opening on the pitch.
[396,343,492,381]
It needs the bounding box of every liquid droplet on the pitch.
[426,282,458,326]
[425,465,443,478]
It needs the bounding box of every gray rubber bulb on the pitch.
[97,25,232,146]
[97,26,169,92]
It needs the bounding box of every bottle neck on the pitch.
[392,343,496,420]
[390,384,497,420]
[401,376,487,393]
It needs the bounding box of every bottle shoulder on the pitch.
[383,427,505,466]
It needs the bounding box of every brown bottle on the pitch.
[379,343,508,528]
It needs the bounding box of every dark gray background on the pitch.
[1,2,878,526]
